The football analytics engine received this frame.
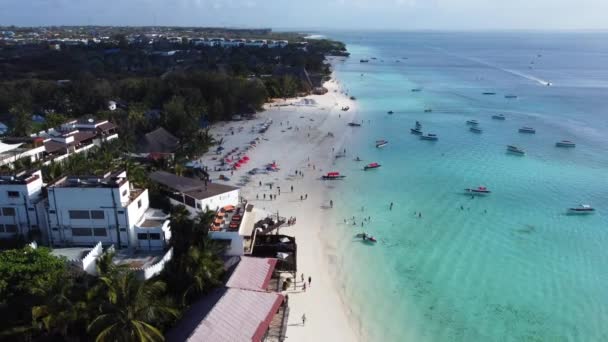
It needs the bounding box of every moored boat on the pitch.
[465,186,491,194]
[482,92,496,95]
[492,114,506,120]
[469,126,483,133]
[466,120,479,125]
[322,172,346,180]
[556,140,576,148]
[519,127,536,134]
[505,95,518,99]
[420,134,438,141]
[376,140,389,148]
[348,122,361,127]
[411,88,422,92]
[410,128,422,135]
[356,232,377,243]
[387,110,394,114]
[364,162,381,170]
[568,204,595,214]
[424,108,433,112]
[360,59,369,63]
[507,145,525,155]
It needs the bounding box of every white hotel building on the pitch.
[0,170,48,241]
[47,171,170,250]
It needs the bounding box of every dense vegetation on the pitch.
[0,209,224,341]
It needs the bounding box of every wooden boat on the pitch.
[519,127,536,134]
[364,162,381,170]
[356,233,377,243]
[322,172,346,180]
[410,128,422,135]
[492,114,506,120]
[470,126,483,133]
[420,134,438,141]
[465,186,491,195]
[376,140,389,148]
[556,140,576,148]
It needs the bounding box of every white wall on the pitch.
[48,185,129,247]
[198,189,240,213]
[0,171,47,241]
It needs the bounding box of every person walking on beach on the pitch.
[302,314,307,326]
[278,187,281,195]
[390,202,394,210]
[301,273,304,283]
[308,276,311,287]
[291,185,294,192]
[419,212,422,218]
[259,181,262,186]
[330,200,333,208]
[300,195,303,201]
[305,194,308,200]
[263,194,266,200]
[303,282,307,292]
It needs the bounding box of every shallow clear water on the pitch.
[323,31,608,341]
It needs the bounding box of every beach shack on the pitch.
[167,256,288,342]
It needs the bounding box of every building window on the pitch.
[117,210,124,214]
[49,210,56,214]
[137,199,142,208]
[122,190,127,196]
[72,228,92,236]
[149,233,161,240]
[7,191,19,198]
[93,228,107,236]
[4,224,17,233]
[185,196,196,208]
[137,233,148,240]
[90,211,105,219]
[196,203,202,209]
[2,207,15,216]
[69,210,90,219]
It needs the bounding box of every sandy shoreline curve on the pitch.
[197,73,364,341]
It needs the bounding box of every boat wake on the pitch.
[429,46,552,86]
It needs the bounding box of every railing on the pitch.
[82,241,103,275]
[131,247,173,280]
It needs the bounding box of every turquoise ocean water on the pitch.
[323,32,608,341]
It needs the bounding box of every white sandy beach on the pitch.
[197,77,362,341]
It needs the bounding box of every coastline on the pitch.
[199,73,362,341]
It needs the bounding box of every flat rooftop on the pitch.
[50,171,127,188]
[149,171,238,200]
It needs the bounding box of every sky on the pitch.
[1,0,608,30]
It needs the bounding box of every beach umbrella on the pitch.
[243,156,250,160]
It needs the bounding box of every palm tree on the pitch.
[180,246,224,305]
[87,271,178,342]
[31,270,88,339]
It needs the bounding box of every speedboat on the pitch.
[410,128,422,135]
[465,186,491,195]
[420,134,438,141]
[568,204,595,214]
[424,108,433,113]
[348,122,361,127]
[376,140,389,148]
[556,140,576,148]
[466,120,479,125]
[364,162,381,170]
[411,88,422,92]
[482,92,496,95]
[492,114,506,120]
[469,126,483,133]
[322,172,346,180]
[519,127,536,134]
[360,59,369,63]
[387,110,394,114]
[507,145,525,155]
[505,95,518,99]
